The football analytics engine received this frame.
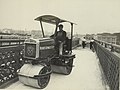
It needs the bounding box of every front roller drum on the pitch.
[18,64,51,89]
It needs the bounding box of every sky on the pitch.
[0,0,120,34]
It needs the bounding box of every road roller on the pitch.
[18,15,76,89]
[18,38,54,89]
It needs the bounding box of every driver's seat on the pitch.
[59,37,72,55]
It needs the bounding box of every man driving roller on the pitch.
[56,24,66,42]
[55,24,67,55]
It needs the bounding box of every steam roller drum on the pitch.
[18,64,51,89]
[51,58,73,75]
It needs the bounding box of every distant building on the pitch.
[95,35,117,44]
[0,28,31,39]
[85,34,95,40]
[31,30,42,38]
[113,33,120,45]
[2,28,13,34]
[1,28,31,35]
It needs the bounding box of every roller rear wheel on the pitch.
[64,58,73,75]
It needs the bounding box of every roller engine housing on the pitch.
[24,38,55,60]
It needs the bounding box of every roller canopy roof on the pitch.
[34,15,76,25]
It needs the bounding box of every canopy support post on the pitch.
[54,23,59,37]
[71,23,73,51]
[40,21,45,38]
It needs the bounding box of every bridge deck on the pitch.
[6,47,106,90]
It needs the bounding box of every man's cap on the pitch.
[58,24,63,28]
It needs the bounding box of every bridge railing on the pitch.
[95,40,120,53]
[72,37,80,49]
[93,39,119,90]
[0,39,25,88]
[0,39,25,47]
